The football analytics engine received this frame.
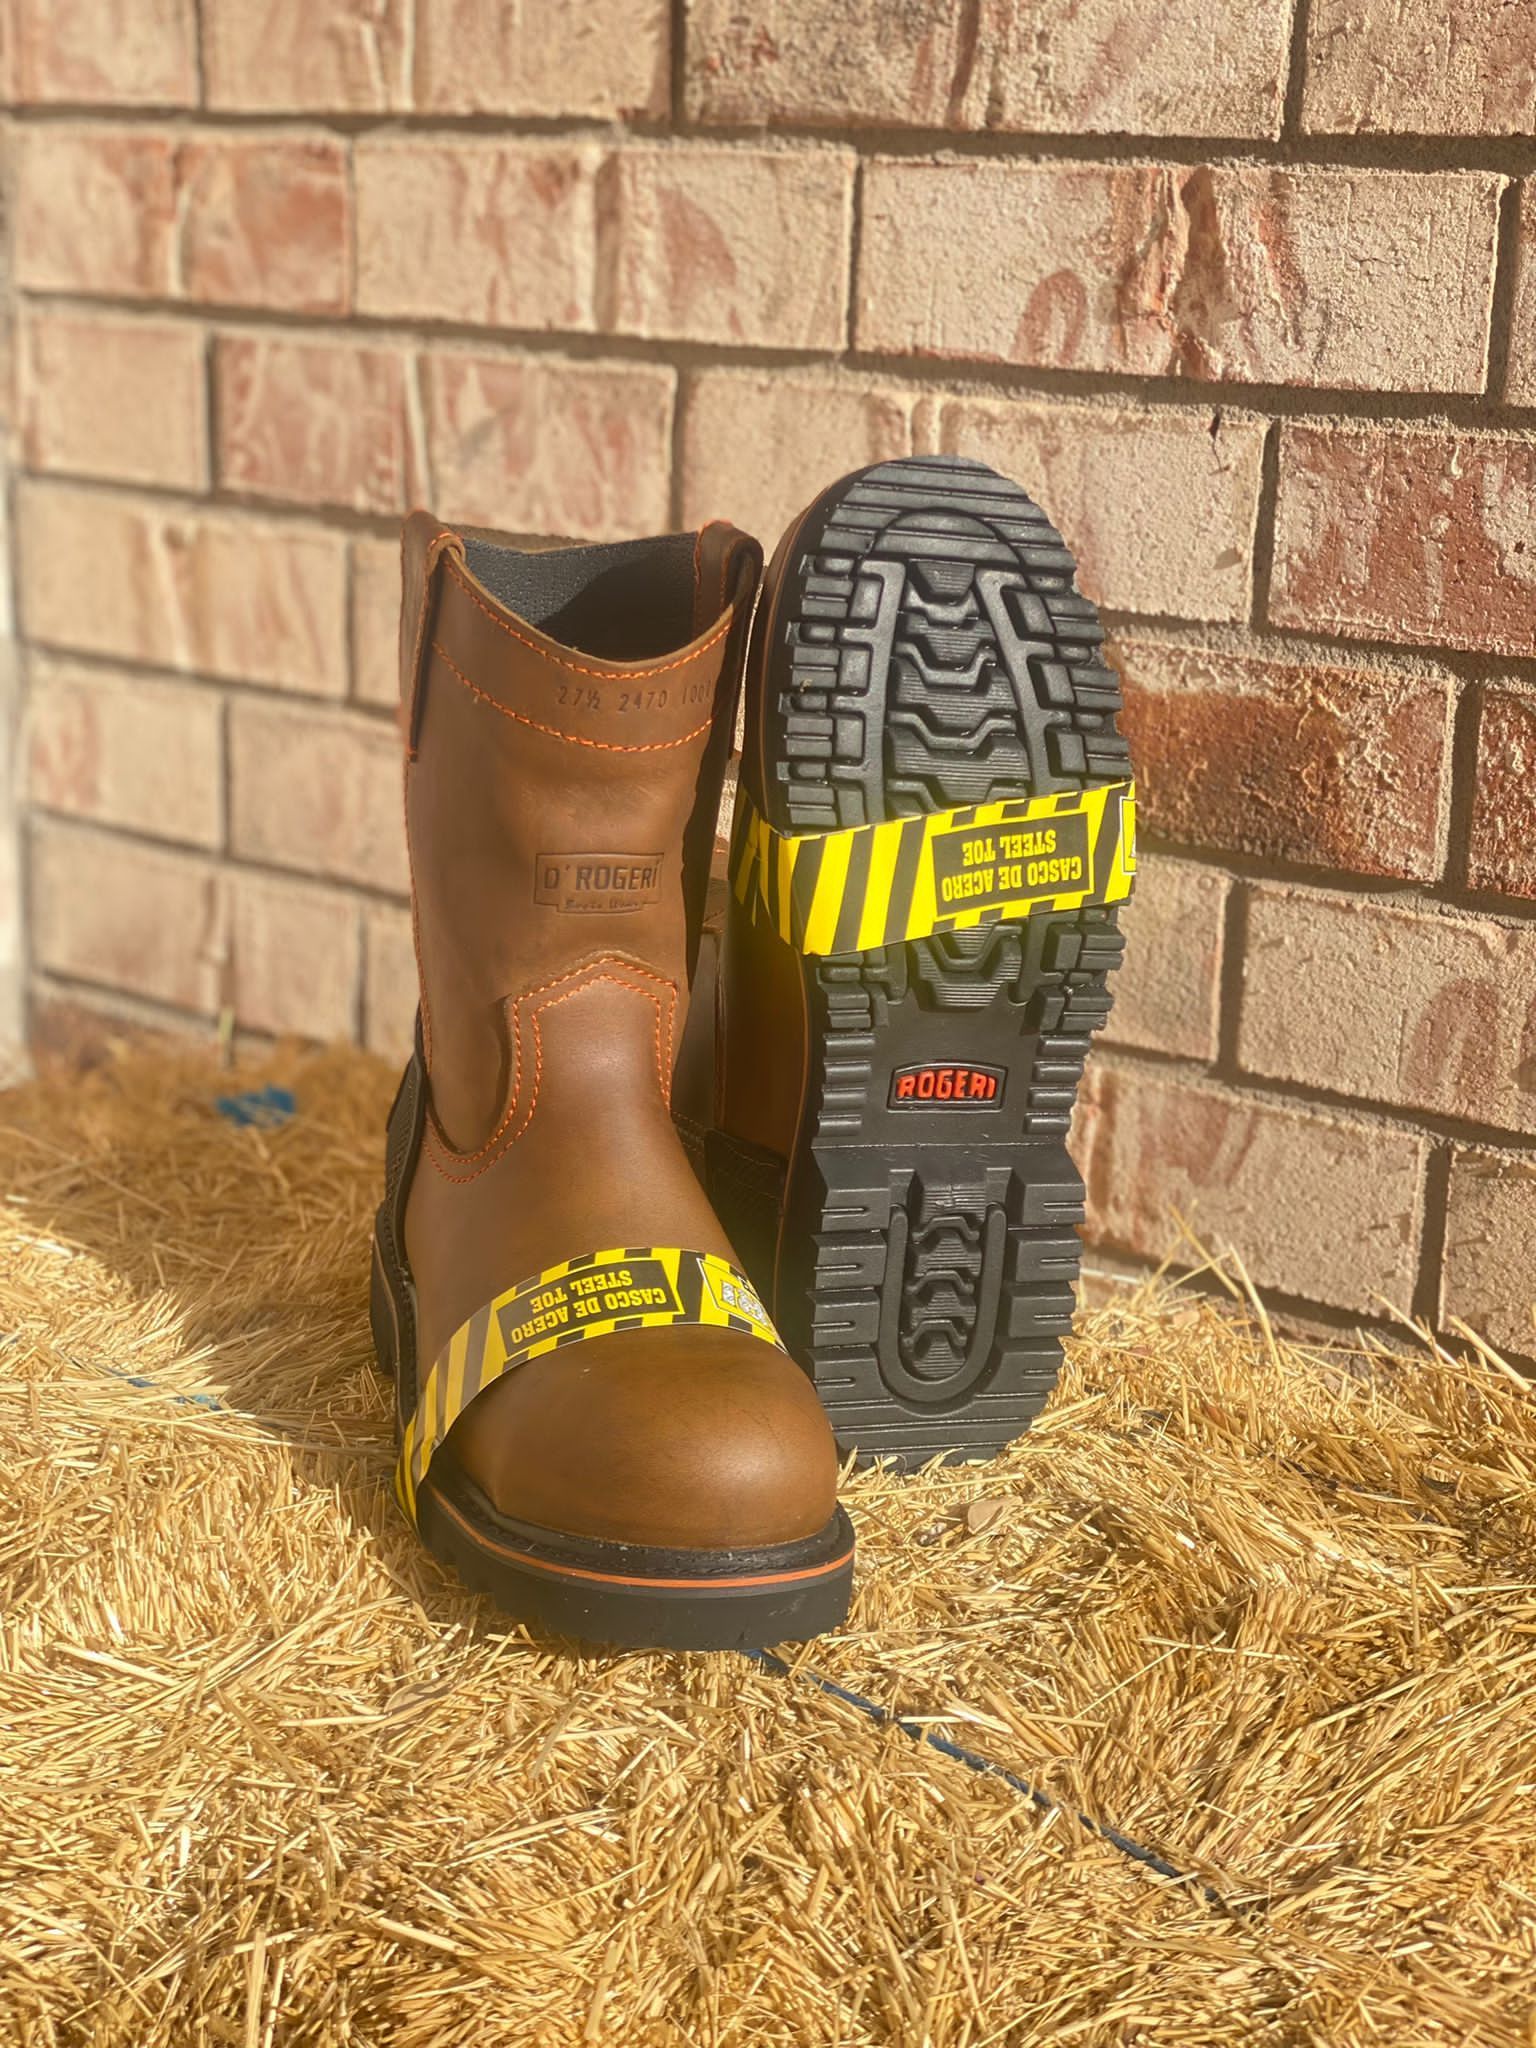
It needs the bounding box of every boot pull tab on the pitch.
[399,511,467,760]
[691,520,765,640]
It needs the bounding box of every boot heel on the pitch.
[779,1138,1090,1469]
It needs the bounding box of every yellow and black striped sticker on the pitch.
[396,1247,785,1527]
[730,779,1136,957]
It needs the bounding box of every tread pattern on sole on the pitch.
[757,456,1132,1468]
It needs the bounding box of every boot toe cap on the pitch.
[444,1328,841,1552]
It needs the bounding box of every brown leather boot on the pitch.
[708,457,1136,1470]
[371,513,854,1650]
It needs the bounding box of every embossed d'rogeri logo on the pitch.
[535,853,663,915]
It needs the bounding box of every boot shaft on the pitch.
[399,512,760,1152]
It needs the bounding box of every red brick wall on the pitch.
[4,1,1535,1358]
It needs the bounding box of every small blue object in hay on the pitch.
[214,1085,297,1128]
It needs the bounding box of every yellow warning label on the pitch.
[396,1247,783,1528]
[730,780,1135,956]
[930,810,1092,913]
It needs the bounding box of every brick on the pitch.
[18,482,349,698]
[30,820,223,1014]
[859,162,1500,396]
[216,334,421,516]
[356,139,596,331]
[177,137,351,316]
[15,128,349,315]
[21,308,207,492]
[422,351,674,541]
[203,0,411,111]
[229,871,360,1042]
[602,144,853,350]
[202,0,667,115]
[1272,426,1536,659]
[352,537,403,710]
[1441,1148,1536,1363]
[364,902,419,1061]
[1239,886,1536,1138]
[923,399,1264,623]
[1303,0,1536,136]
[1468,686,1536,902]
[1114,640,1452,882]
[688,0,1291,138]
[1506,185,1536,409]
[680,369,915,542]
[27,655,222,849]
[10,0,197,104]
[1101,856,1226,1062]
[416,0,668,117]
[15,127,176,298]
[1074,1060,1425,1312]
[230,699,406,895]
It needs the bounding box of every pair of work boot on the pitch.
[370,457,1136,1651]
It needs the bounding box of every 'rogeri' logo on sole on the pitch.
[889,1062,1006,1109]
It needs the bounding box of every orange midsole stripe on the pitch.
[432,1489,854,1591]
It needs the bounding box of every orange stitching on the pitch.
[425,959,678,1183]
[431,642,713,754]
[427,973,672,1183]
[443,555,733,681]
[424,953,548,1171]
[658,966,677,1100]
[429,954,677,1165]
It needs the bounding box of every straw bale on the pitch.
[1,1045,1532,2046]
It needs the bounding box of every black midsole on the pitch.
[425,1454,855,1588]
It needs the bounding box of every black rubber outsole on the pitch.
[369,1068,855,1652]
[714,455,1132,1472]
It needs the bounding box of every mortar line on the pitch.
[1410,1141,1454,1329]
[12,99,1536,175]
[1279,0,1316,144]
[845,156,865,355]
[1485,178,1526,403]
[17,283,1536,434]
[1442,674,1488,892]
[666,359,690,532]
[190,0,209,107]
[668,0,689,130]
[1246,417,1285,633]
[1211,875,1252,1081]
